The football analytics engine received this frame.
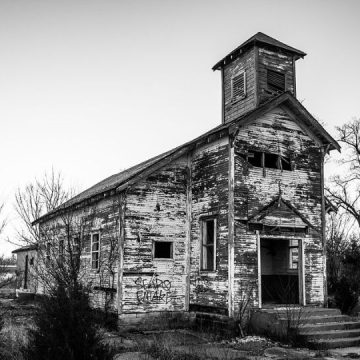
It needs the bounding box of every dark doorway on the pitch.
[260,238,299,304]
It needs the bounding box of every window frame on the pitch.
[288,239,299,270]
[153,240,174,261]
[200,217,217,272]
[231,70,246,103]
[91,232,101,270]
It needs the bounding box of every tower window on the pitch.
[231,71,246,102]
[267,69,285,93]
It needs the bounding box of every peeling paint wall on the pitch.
[122,157,188,313]
[223,47,256,123]
[189,138,230,312]
[233,106,324,307]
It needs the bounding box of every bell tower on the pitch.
[212,32,306,124]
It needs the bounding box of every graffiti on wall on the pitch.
[135,273,173,304]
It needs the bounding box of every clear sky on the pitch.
[1,0,360,256]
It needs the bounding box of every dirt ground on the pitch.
[1,298,360,360]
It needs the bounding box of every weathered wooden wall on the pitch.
[233,106,324,308]
[189,138,230,312]
[121,157,188,314]
[223,47,256,123]
[258,47,295,103]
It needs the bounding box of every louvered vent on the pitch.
[267,69,285,93]
[232,71,246,101]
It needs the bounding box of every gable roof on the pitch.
[34,92,340,224]
[212,32,307,71]
[248,196,316,230]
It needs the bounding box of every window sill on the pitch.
[199,270,217,276]
[153,258,174,262]
[231,95,246,105]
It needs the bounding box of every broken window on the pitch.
[289,239,299,270]
[264,153,279,169]
[201,218,216,271]
[267,69,285,93]
[153,241,173,259]
[91,233,100,270]
[238,150,293,174]
[231,71,246,102]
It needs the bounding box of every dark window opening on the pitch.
[265,153,279,169]
[154,241,173,259]
[247,151,263,167]
[281,156,292,171]
[267,69,285,93]
[232,71,246,101]
[201,219,216,271]
[239,150,293,173]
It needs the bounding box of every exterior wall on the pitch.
[189,137,230,312]
[121,157,188,314]
[233,106,324,308]
[37,197,121,311]
[258,47,295,104]
[223,47,256,123]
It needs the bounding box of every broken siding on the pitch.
[190,138,229,311]
[122,157,188,313]
[223,47,256,123]
[233,107,324,306]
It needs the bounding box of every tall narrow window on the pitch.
[59,239,64,263]
[201,218,216,271]
[91,233,100,270]
[231,71,246,102]
[46,242,51,263]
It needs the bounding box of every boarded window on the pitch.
[153,241,173,259]
[231,71,246,101]
[201,219,216,271]
[91,233,100,270]
[267,69,285,93]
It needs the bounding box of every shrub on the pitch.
[332,239,360,314]
[24,285,113,360]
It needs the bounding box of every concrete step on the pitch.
[308,336,360,350]
[300,321,360,333]
[280,314,349,324]
[301,328,360,340]
[263,308,341,317]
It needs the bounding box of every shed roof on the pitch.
[34,92,339,224]
[212,32,306,71]
[12,244,37,254]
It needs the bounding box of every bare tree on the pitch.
[326,119,360,227]
[326,211,354,294]
[14,169,71,245]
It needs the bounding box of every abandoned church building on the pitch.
[14,32,340,326]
